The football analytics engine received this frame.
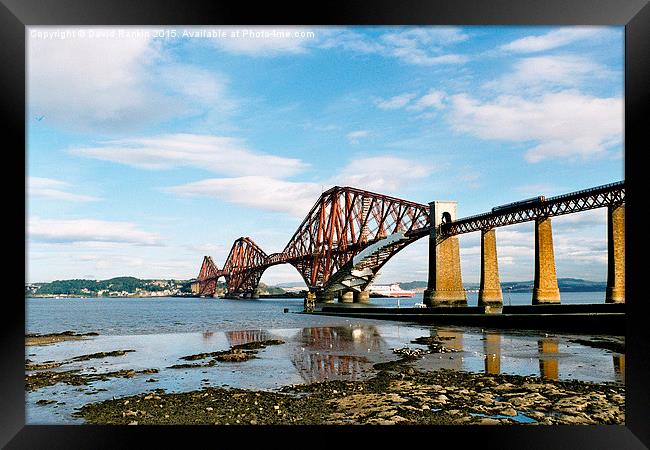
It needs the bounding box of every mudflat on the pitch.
[26,331,99,346]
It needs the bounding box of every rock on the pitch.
[478,418,501,425]
[500,408,517,417]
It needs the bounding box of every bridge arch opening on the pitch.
[549,210,608,294]
[257,263,307,297]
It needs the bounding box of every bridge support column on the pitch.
[250,289,261,299]
[532,217,561,304]
[353,290,370,303]
[338,289,354,303]
[423,201,467,307]
[478,228,503,308]
[316,291,334,303]
[304,291,316,312]
[606,203,625,303]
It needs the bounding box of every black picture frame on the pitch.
[3,0,648,447]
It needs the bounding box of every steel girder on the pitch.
[438,181,625,237]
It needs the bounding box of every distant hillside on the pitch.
[27,277,287,297]
[401,278,606,293]
[27,277,194,297]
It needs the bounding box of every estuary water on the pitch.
[26,292,606,336]
[25,293,625,424]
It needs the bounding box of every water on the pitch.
[26,292,606,336]
[25,293,624,424]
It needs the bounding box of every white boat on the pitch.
[370,283,416,298]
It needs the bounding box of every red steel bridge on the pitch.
[193,181,624,298]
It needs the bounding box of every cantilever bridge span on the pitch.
[194,186,431,298]
[193,181,625,307]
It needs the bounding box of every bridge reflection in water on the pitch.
[291,325,386,383]
[613,354,625,383]
[196,326,624,385]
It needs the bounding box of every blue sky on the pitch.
[27,26,624,285]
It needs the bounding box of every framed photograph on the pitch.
[5,0,648,447]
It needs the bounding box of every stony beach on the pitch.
[76,360,625,425]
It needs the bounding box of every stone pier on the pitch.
[316,291,334,303]
[606,203,625,303]
[423,201,467,307]
[478,228,503,308]
[304,291,316,312]
[338,289,354,303]
[532,217,561,304]
[353,290,370,303]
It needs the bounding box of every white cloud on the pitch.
[501,28,611,53]
[448,91,623,162]
[375,93,417,110]
[166,155,433,216]
[158,64,232,108]
[320,27,469,66]
[28,177,101,202]
[375,90,446,113]
[28,28,234,133]
[28,217,163,246]
[407,89,446,111]
[70,134,307,178]
[483,55,610,92]
[334,156,432,193]
[167,176,322,218]
[346,130,370,144]
[28,29,165,131]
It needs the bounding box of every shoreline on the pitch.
[25,323,626,425]
[76,359,624,425]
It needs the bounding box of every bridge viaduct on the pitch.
[192,181,625,312]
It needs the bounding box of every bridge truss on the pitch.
[195,181,624,297]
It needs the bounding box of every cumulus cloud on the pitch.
[501,28,611,53]
[447,91,623,162]
[69,134,307,178]
[28,217,163,246]
[28,177,101,202]
[167,176,322,217]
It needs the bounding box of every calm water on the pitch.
[25,293,624,424]
[26,292,606,336]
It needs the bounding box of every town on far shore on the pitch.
[25,276,608,299]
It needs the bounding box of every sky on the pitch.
[26,26,624,285]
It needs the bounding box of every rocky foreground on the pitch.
[77,358,625,425]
